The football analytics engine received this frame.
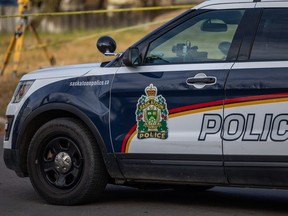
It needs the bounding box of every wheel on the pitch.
[27,118,108,205]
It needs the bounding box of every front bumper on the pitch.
[4,116,14,142]
[3,149,27,177]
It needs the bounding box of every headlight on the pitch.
[12,80,34,103]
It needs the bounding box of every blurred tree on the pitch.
[139,0,158,7]
[83,0,107,9]
[138,0,176,7]
[31,0,62,12]
[28,0,108,28]
[30,0,107,11]
[96,0,107,9]
[29,0,62,27]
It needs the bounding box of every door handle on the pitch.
[186,77,216,84]
[186,73,217,89]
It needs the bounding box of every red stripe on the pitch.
[121,124,137,152]
[169,100,223,114]
[120,92,288,153]
[224,92,288,104]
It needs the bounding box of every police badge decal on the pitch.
[136,84,169,139]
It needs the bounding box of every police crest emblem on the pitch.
[136,84,168,139]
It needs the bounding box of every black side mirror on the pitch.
[97,36,117,55]
[123,47,141,66]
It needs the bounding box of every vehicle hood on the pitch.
[21,63,101,81]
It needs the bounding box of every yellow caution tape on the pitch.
[24,19,170,51]
[0,5,196,19]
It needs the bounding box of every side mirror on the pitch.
[123,47,141,66]
[96,36,117,56]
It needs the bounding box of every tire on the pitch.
[27,118,108,205]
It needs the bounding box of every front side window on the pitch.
[145,10,245,64]
[250,9,288,61]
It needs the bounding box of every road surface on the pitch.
[1,136,288,216]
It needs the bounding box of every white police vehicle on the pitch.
[4,0,288,205]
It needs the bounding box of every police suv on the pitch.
[4,0,288,205]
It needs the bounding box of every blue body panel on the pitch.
[110,69,229,153]
[12,75,114,152]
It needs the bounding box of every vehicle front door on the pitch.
[110,9,246,184]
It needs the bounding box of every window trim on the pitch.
[140,9,250,66]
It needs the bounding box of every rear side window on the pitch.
[250,9,288,61]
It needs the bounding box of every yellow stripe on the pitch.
[225,97,288,109]
[170,105,223,118]
[125,97,288,153]
[125,105,222,152]
[0,5,196,19]
[125,130,137,153]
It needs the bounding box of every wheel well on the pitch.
[19,110,84,176]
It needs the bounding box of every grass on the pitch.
[0,28,154,117]
[0,28,155,135]
[0,28,155,134]
[0,9,185,122]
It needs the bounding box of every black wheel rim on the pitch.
[39,136,83,190]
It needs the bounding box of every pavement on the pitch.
[1,135,288,215]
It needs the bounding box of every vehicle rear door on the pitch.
[224,4,288,187]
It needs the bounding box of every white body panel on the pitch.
[223,101,288,156]
[127,109,223,154]
[4,63,105,149]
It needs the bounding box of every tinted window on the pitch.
[250,9,288,61]
[145,10,244,64]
